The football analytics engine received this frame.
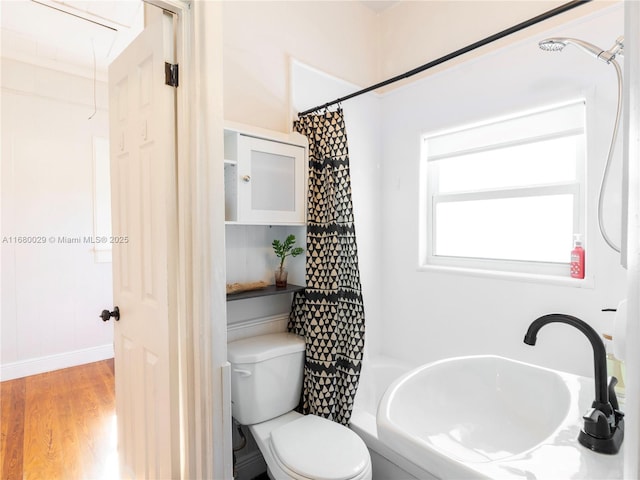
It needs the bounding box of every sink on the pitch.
[376,355,621,479]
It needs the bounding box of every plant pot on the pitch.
[275,268,288,289]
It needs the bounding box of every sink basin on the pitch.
[377,355,598,479]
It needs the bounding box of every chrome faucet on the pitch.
[524,313,624,454]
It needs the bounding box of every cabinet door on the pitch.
[237,135,306,224]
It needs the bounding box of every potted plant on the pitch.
[272,234,303,288]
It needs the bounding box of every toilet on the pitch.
[228,332,372,480]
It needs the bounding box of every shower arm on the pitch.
[609,36,625,58]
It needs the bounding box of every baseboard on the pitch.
[1,344,114,381]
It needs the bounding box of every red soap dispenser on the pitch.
[570,234,585,279]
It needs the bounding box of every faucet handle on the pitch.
[582,408,612,438]
[608,376,620,411]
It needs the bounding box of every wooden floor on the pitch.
[1,359,118,480]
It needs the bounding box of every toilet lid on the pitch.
[270,415,369,480]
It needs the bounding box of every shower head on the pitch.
[539,38,569,52]
[539,37,610,62]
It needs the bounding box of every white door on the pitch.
[108,7,179,479]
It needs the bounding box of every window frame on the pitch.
[419,100,587,280]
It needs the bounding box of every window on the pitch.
[420,101,586,277]
[93,137,112,263]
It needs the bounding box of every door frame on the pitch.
[624,2,640,478]
[141,1,231,479]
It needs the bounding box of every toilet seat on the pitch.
[269,414,371,480]
[269,445,372,480]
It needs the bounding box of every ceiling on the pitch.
[1,0,143,77]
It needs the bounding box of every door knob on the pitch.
[241,175,251,182]
[100,306,120,322]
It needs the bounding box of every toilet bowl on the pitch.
[228,333,372,480]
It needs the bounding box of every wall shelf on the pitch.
[226,284,305,302]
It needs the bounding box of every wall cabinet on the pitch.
[224,126,307,225]
[223,124,307,309]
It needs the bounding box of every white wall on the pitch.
[379,4,627,377]
[222,1,380,132]
[1,58,113,380]
[377,1,615,89]
[221,0,616,129]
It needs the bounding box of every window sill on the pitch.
[417,264,594,288]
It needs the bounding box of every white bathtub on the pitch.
[352,356,624,480]
[350,356,433,480]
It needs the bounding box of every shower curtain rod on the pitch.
[298,0,592,117]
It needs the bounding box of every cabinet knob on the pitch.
[241,175,251,183]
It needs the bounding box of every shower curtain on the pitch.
[289,108,365,426]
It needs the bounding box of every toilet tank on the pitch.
[228,333,305,425]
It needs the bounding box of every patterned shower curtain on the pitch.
[288,108,365,426]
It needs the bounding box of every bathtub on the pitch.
[350,356,433,480]
[352,355,624,480]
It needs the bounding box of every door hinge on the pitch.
[165,62,179,87]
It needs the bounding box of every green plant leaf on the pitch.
[272,235,304,268]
